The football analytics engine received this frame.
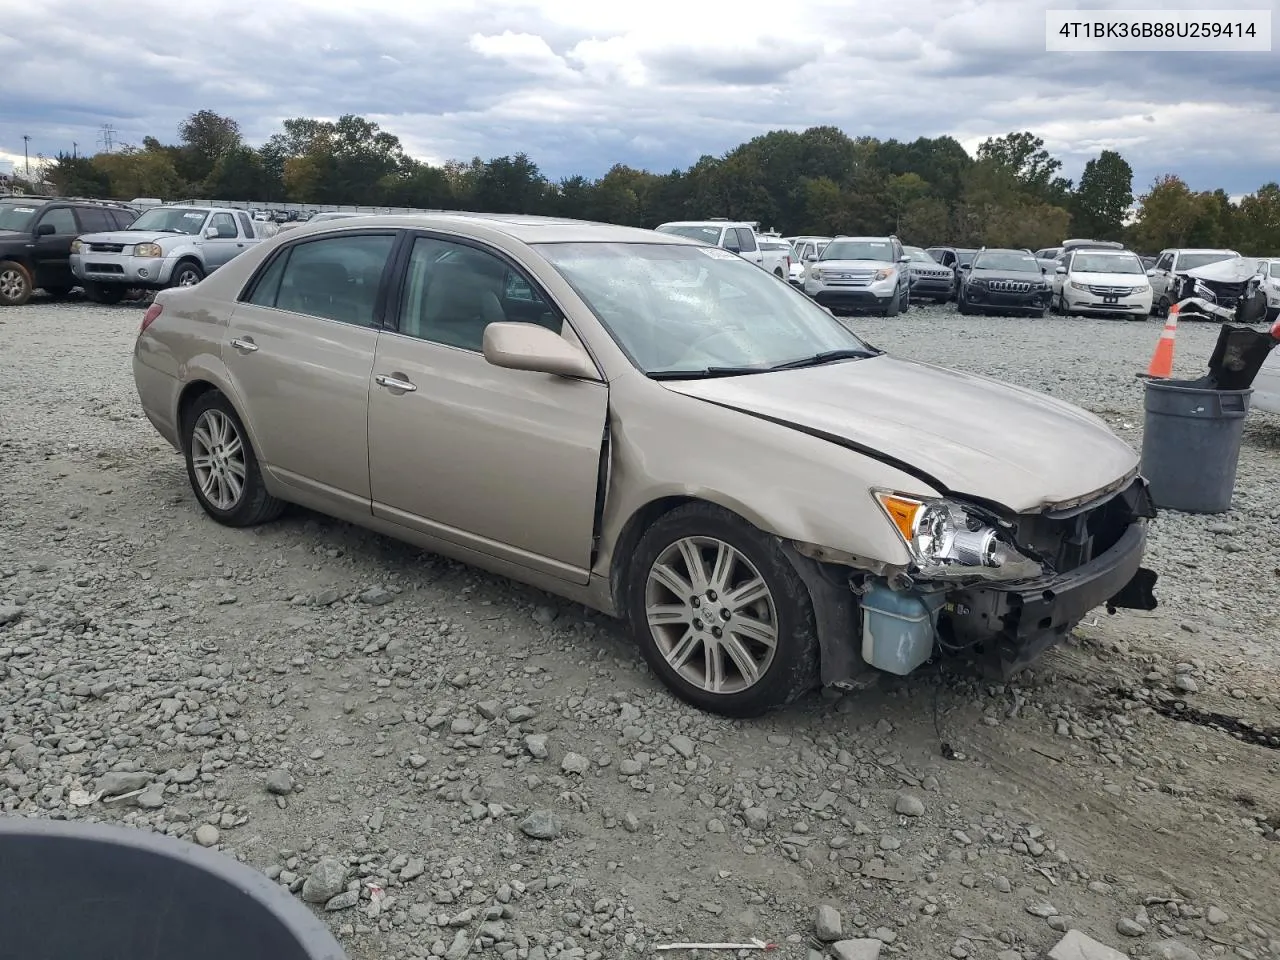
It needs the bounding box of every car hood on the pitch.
[75,230,187,245]
[660,354,1138,513]
[1068,270,1149,285]
[970,269,1049,283]
[816,259,896,272]
[0,228,27,246]
[1179,256,1258,283]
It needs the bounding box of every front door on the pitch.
[202,212,245,270]
[368,233,608,583]
[31,206,79,290]
[1150,251,1174,300]
[223,230,399,508]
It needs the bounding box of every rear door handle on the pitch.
[375,373,417,393]
[230,337,258,353]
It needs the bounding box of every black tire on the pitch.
[42,285,74,299]
[0,260,34,306]
[899,287,911,313]
[1155,296,1170,319]
[626,502,819,717]
[934,296,950,305]
[1030,307,1048,319]
[181,390,285,528]
[957,297,974,315]
[1267,307,1279,324]
[170,260,205,288]
[774,268,785,280]
[83,282,126,305]
[881,292,900,317]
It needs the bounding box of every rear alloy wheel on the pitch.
[182,391,284,527]
[0,260,33,306]
[170,262,205,288]
[628,503,818,717]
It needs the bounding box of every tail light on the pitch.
[140,302,163,335]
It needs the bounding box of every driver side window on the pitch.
[397,237,562,352]
[35,207,78,235]
[1156,252,1174,271]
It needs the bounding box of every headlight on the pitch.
[134,243,163,258]
[874,492,1012,568]
[1069,280,1089,291]
[873,268,894,281]
[70,240,83,254]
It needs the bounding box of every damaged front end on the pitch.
[792,477,1159,685]
[1173,259,1269,324]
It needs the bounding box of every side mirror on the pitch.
[898,255,911,264]
[1145,268,1157,277]
[804,253,817,262]
[483,322,599,380]
[204,226,218,239]
[36,223,56,236]
[958,263,971,271]
[1056,266,1067,274]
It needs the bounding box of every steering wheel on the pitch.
[670,327,749,367]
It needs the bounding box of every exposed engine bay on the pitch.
[1173,257,1269,323]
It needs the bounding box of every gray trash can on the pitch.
[1140,379,1252,514]
[0,817,348,960]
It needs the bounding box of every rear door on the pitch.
[735,228,764,267]
[223,230,399,510]
[366,232,608,583]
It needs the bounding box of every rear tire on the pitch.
[83,282,126,305]
[42,285,74,299]
[626,503,819,718]
[181,390,285,528]
[0,260,33,306]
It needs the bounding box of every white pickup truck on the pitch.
[654,219,766,268]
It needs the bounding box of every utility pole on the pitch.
[97,123,116,153]
[23,135,30,176]
[72,141,78,159]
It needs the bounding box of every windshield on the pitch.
[955,250,976,266]
[533,241,875,376]
[1179,252,1235,271]
[973,250,1040,271]
[655,224,722,245]
[1071,253,1144,274]
[904,247,935,262]
[821,239,894,261]
[128,207,212,234]
[0,202,41,232]
[1269,262,1279,278]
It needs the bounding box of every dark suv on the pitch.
[957,247,1053,317]
[0,197,139,306]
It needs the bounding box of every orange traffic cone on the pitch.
[1145,303,1180,379]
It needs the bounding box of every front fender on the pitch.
[157,242,204,282]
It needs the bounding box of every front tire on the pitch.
[182,391,284,527]
[170,261,205,288]
[42,285,74,299]
[626,503,819,718]
[0,260,33,306]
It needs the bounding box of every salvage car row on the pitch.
[0,196,277,306]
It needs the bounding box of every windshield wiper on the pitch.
[765,347,880,371]
[647,366,770,380]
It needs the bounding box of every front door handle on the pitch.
[230,337,258,353]
[375,373,417,393]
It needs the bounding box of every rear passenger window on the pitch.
[735,228,758,253]
[76,208,114,233]
[265,234,395,325]
[111,209,138,229]
[237,212,255,238]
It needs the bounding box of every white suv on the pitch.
[803,235,911,316]
[653,220,765,268]
[1052,248,1153,319]
[1260,258,1280,323]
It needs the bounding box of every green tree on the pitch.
[1070,150,1133,240]
[205,146,272,201]
[47,152,112,197]
[91,146,184,200]
[886,173,929,233]
[1234,183,1280,255]
[1130,175,1208,250]
[177,110,242,184]
[977,131,1071,204]
[471,153,548,213]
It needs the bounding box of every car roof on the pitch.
[280,213,697,246]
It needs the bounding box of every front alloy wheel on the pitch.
[645,536,778,695]
[628,503,819,716]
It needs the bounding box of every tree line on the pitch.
[35,110,1280,255]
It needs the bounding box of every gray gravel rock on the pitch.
[95,771,151,796]
[815,904,843,941]
[524,734,550,759]
[1047,930,1128,960]
[301,858,348,903]
[669,734,696,759]
[1116,917,1146,936]
[194,824,220,847]
[894,791,925,817]
[520,810,563,840]
[1149,941,1202,960]
[831,940,882,960]
[325,890,360,911]
[0,604,22,625]
[561,752,589,774]
[265,769,295,795]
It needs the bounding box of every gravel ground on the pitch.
[2,294,1278,960]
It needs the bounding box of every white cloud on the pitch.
[0,0,1276,196]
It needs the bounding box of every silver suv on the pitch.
[803,235,911,316]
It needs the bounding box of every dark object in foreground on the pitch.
[0,817,347,960]
[1141,379,1251,514]
[1185,323,1279,391]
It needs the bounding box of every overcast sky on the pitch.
[2,0,1277,198]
